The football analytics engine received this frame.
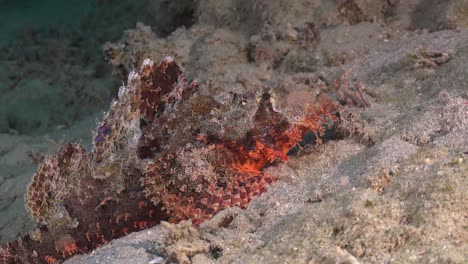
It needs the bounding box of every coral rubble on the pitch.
[0,56,346,263]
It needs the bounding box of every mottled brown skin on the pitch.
[1,144,166,264]
[0,57,341,263]
[1,190,164,264]
[139,65,338,225]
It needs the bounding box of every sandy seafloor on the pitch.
[0,0,467,263]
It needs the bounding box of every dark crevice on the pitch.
[147,0,196,37]
[411,0,452,31]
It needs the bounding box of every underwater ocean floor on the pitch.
[67,26,468,263]
[0,0,91,46]
[0,0,467,263]
[0,0,91,244]
[0,0,151,244]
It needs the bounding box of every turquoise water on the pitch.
[0,0,149,135]
[0,0,92,45]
